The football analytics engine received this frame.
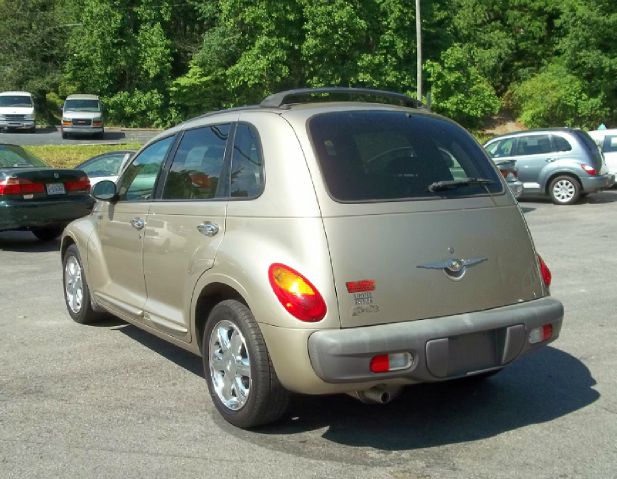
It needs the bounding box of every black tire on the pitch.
[32,226,64,241]
[62,244,103,324]
[548,175,581,205]
[96,130,104,140]
[202,300,290,428]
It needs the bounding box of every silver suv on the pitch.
[60,88,564,428]
[484,128,614,204]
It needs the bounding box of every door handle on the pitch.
[545,158,556,163]
[130,217,145,230]
[197,221,219,237]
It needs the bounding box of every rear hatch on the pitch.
[307,109,544,328]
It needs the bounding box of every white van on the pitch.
[0,91,36,133]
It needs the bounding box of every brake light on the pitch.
[529,324,553,344]
[0,178,45,196]
[581,164,597,175]
[65,176,91,193]
[538,255,552,288]
[268,263,327,322]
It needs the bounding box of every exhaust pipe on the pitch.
[347,385,403,405]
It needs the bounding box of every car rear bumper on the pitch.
[580,173,614,192]
[307,296,563,384]
[0,196,94,232]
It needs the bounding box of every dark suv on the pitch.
[484,128,614,204]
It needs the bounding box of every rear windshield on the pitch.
[308,110,502,202]
[0,145,47,168]
[572,130,604,171]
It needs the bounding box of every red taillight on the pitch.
[529,324,553,344]
[370,352,413,373]
[65,176,91,193]
[268,263,327,322]
[538,255,552,288]
[0,178,45,196]
[581,164,597,175]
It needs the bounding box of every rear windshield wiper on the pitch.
[428,177,494,192]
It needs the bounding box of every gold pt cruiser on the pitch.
[60,88,564,428]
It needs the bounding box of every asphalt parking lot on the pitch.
[1,193,616,479]
[0,127,158,146]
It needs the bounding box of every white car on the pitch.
[0,91,36,133]
[61,94,104,139]
[589,129,617,182]
[74,150,134,187]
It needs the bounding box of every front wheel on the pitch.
[62,244,102,324]
[549,175,581,205]
[203,300,290,428]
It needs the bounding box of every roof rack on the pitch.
[260,87,422,109]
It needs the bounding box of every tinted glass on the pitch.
[309,111,501,202]
[80,153,127,177]
[230,123,264,198]
[0,95,32,107]
[515,135,552,155]
[117,136,174,201]
[604,135,617,153]
[572,130,603,170]
[64,99,101,112]
[551,135,572,152]
[162,125,229,200]
[0,144,46,168]
[487,138,515,158]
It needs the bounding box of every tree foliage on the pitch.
[0,0,615,129]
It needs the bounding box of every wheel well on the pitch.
[545,172,581,194]
[60,237,75,259]
[194,283,246,352]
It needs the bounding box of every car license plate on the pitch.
[46,183,66,195]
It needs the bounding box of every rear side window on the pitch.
[309,111,501,202]
[162,124,230,200]
[551,135,572,152]
[230,123,264,198]
[604,135,617,153]
[486,138,515,158]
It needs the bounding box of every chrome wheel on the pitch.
[64,255,83,314]
[209,319,251,411]
[552,178,576,203]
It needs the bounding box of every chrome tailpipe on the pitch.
[346,385,403,405]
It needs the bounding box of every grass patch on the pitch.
[24,144,141,168]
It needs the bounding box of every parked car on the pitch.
[60,87,563,428]
[484,128,614,205]
[0,144,93,240]
[588,129,617,184]
[75,150,135,186]
[61,94,104,139]
[0,91,36,133]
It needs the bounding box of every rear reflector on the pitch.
[0,178,45,196]
[537,255,552,288]
[268,263,327,322]
[345,280,375,293]
[370,352,413,373]
[529,324,553,344]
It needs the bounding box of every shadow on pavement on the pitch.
[117,318,599,457]
[0,231,60,252]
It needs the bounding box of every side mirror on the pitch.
[92,180,117,201]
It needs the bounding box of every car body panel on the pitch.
[589,129,617,178]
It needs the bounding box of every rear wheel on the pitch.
[32,226,64,241]
[62,244,102,324]
[203,300,289,428]
[549,175,581,205]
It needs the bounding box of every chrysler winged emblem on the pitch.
[417,256,487,281]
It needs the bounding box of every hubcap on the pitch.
[208,320,251,411]
[64,256,83,313]
[552,179,576,202]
